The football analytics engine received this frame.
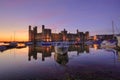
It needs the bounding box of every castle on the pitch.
[29,25,89,42]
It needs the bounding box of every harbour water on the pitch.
[0,44,120,80]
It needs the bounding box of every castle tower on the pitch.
[34,26,37,35]
[29,25,32,41]
[33,26,37,43]
[85,31,89,40]
[61,29,67,41]
[42,25,45,33]
[29,25,31,31]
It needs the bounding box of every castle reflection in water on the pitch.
[28,44,89,65]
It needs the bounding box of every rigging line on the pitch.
[112,21,115,36]
[114,23,120,34]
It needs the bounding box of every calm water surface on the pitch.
[0,45,120,80]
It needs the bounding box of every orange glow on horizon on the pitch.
[0,37,28,41]
[0,32,28,41]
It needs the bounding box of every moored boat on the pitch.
[54,42,69,54]
[0,45,6,52]
[116,35,120,47]
[9,42,18,47]
[41,42,52,46]
[100,40,117,49]
[25,42,33,45]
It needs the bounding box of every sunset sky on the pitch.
[0,0,120,41]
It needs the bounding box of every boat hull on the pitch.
[100,40,116,49]
[116,36,120,47]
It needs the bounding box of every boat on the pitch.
[9,42,18,47]
[54,42,69,54]
[0,45,6,52]
[101,21,120,49]
[41,42,52,46]
[112,21,120,47]
[100,40,117,49]
[8,32,18,47]
[25,42,33,45]
[116,35,120,47]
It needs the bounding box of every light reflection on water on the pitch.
[0,44,120,80]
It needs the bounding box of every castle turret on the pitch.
[34,26,37,34]
[29,25,32,41]
[33,26,37,43]
[29,25,31,31]
[42,25,45,33]
[85,31,89,40]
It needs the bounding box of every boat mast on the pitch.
[14,31,15,42]
[112,21,115,38]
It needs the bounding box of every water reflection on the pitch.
[1,44,120,80]
[28,44,89,62]
[69,44,89,54]
[89,44,101,49]
[28,45,53,61]
[117,51,120,62]
[54,52,68,65]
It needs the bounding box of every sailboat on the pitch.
[116,35,120,47]
[100,21,118,49]
[100,40,116,49]
[9,42,17,47]
[9,32,17,47]
[112,21,120,47]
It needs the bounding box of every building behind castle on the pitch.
[29,25,89,42]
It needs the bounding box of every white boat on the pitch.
[111,21,120,47]
[116,35,120,47]
[100,40,116,49]
[25,42,33,45]
[54,42,69,54]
